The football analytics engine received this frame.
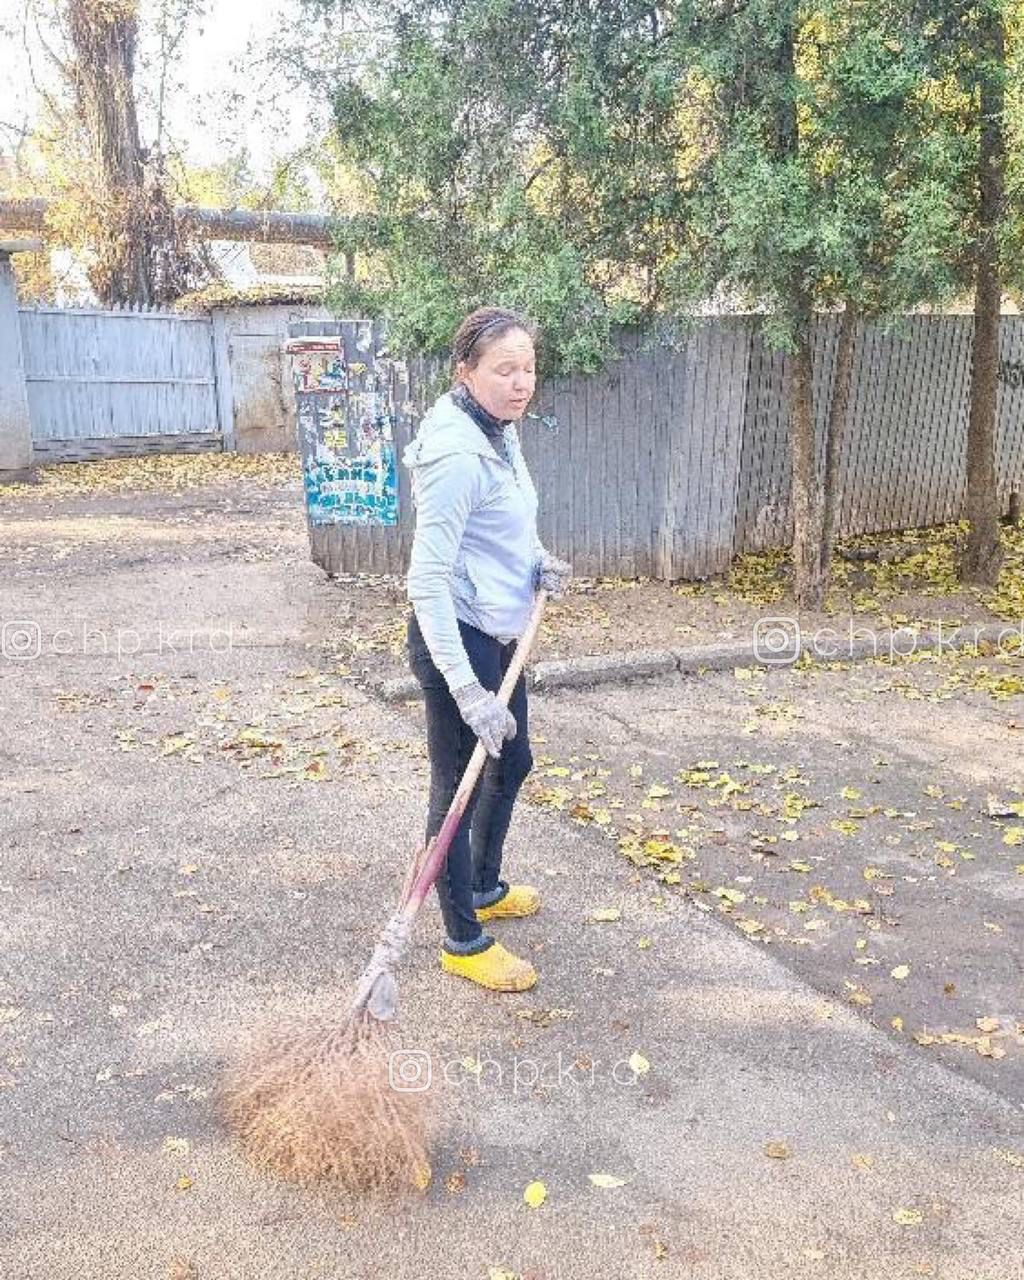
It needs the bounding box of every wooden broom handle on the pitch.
[400,589,549,918]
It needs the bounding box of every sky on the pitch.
[0,0,323,186]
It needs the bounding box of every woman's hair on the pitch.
[452,306,536,376]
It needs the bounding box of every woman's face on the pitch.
[459,327,536,421]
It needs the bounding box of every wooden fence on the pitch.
[734,314,1024,559]
[7,300,1024,580]
[19,304,223,461]
[305,314,1024,581]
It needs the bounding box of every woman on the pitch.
[403,306,572,992]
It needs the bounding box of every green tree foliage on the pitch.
[669,1,980,332]
[323,1,689,369]
[1003,3,1024,295]
[321,2,995,366]
[312,0,1021,595]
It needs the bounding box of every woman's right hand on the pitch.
[452,680,517,758]
[535,550,573,600]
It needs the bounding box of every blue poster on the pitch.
[286,337,399,527]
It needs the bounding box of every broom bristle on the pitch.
[220,1006,434,1191]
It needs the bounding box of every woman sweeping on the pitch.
[403,306,572,992]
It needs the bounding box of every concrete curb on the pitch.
[375,618,1022,702]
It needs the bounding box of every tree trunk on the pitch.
[65,0,168,305]
[788,304,826,609]
[773,17,825,609]
[960,4,1006,586]
[821,302,857,578]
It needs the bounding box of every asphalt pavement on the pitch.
[1,482,1022,1280]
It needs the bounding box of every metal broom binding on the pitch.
[220,590,549,1191]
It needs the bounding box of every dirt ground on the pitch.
[8,453,1018,691]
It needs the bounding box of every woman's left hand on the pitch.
[535,550,573,600]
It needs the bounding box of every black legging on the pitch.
[407,612,534,946]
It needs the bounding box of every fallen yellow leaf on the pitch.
[890,964,910,980]
[764,1141,792,1160]
[627,1051,650,1076]
[589,907,622,923]
[892,1207,923,1226]
[588,1173,628,1188]
[523,1180,547,1208]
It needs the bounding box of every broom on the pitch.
[221,589,549,1191]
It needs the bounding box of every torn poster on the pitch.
[285,335,398,526]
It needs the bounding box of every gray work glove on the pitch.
[452,680,517,759]
[535,550,573,600]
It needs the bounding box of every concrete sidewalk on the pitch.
[1,490,1022,1279]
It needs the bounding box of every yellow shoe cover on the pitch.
[440,940,538,991]
[474,884,541,922]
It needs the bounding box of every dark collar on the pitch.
[451,382,511,438]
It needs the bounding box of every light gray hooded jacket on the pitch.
[403,391,543,693]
